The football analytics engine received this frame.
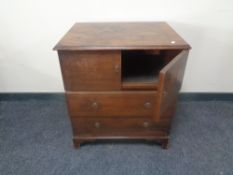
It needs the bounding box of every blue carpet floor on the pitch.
[0,98,233,175]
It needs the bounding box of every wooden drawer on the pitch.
[71,117,169,136]
[66,91,157,117]
[58,51,121,91]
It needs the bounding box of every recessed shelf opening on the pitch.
[121,50,181,90]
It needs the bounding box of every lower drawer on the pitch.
[66,91,157,117]
[71,117,169,135]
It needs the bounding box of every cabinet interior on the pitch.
[121,50,181,90]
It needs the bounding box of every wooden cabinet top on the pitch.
[54,22,191,51]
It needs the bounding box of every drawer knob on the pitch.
[143,122,149,128]
[94,122,100,128]
[91,102,99,109]
[144,102,152,109]
[114,64,120,73]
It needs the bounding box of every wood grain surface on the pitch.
[54,22,191,50]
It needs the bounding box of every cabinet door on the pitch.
[59,51,121,91]
[154,50,189,122]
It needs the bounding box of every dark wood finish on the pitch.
[71,117,168,135]
[121,81,158,90]
[155,50,189,122]
[59,51,121,91]
[161,139,170,149]
[54,22,190,50]
[73,132,168,140]
[54,22,191,149]
[66,91,157,117]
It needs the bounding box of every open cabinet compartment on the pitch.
[121,50,182,90]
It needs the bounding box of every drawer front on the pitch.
[58,51,121,91]
[67,91,157,117]
[71,117,169,135]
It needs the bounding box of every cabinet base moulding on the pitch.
[73,137,170,149]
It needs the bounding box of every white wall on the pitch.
[0,0,233,92]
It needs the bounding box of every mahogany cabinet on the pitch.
[54,22,191,149]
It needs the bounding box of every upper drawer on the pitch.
[58,51,121,91]
[66,91,157,117]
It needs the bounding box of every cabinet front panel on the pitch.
[66,91,157,117]
[59,51,121,91]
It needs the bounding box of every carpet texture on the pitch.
[0,98,233,175]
